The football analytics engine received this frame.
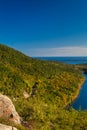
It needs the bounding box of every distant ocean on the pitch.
[36,57,87,65]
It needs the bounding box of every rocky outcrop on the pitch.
[0,123,18,130]
[23,91,29,99]
[0,94,20,124]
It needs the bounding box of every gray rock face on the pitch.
[0,123,18,130]
[0,94,20,124]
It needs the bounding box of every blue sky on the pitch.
[0,0,87,56]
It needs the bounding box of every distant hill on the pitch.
[0,44,87,130]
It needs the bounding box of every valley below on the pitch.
[0,44,87,130]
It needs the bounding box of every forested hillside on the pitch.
[0,44,87,130]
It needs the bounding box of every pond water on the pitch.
[72,74,87,110]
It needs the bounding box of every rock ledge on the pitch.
[0,123,18,130]
[0,94,20,124]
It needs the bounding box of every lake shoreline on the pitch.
[72,77,85,102]
[65,76,85,109]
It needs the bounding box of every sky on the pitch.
[0,0,87,56]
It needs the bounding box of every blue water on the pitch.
[72,74,87,110]
[36,57,87,110]
[37,57,87,64]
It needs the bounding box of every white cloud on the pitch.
[23,46,87,57]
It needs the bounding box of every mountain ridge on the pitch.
[0,44,87,130]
